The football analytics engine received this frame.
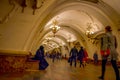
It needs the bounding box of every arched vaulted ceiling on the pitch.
[0,0,120,53]
[34,0,120,51]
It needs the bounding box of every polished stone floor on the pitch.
[0,58,118,80]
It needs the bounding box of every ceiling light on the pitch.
[50,19,60,37]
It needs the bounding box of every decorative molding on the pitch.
[84,0,99,3]
[77,0,99,4]
[0,50,29,55]
[80,10,99,38]
[32,0,46,15]
[0,0,17,24]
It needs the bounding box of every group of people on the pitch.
[32,25,119,80]
[50,50,62,63]
[69,25,119,80]
[69,45,88,68]
[45,49,62,63]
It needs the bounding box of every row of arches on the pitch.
[0,0,119,60]
[26,1,120,59]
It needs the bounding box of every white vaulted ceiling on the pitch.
[0,0,120,53]
[38,0,120,51]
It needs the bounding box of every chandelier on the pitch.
[85,30,94,38]
[85,22,100,44]
[50,19,60,37]
[85,23,94,38]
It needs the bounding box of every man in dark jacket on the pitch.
[69,45,78,67]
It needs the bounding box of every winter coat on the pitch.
[70,47,78,57]
[78,48,84,61]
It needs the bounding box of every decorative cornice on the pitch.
[32,0,46,15]
[0,49,29,55]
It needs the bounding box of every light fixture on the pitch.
[85,30,94,38]
[85,23,94,38]
[85,23,99,44]
[50,19,60,37]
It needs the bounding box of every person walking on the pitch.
[69,45,78,67]
[98,26,119,80]
[83,48,88,66]
[78,46,85,68]
[93,51,98,65]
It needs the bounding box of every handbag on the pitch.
[100,49,110,57]
[68,57,71,63]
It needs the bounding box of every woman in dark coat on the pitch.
[35,45,44,60]
[35,45,49,70]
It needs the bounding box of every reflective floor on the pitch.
[0,58,118,80]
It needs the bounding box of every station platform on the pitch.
[0,58,118,80]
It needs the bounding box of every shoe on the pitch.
[98,76,104,80]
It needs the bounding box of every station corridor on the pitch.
[0,58,117,80]
[0,0,120,80]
